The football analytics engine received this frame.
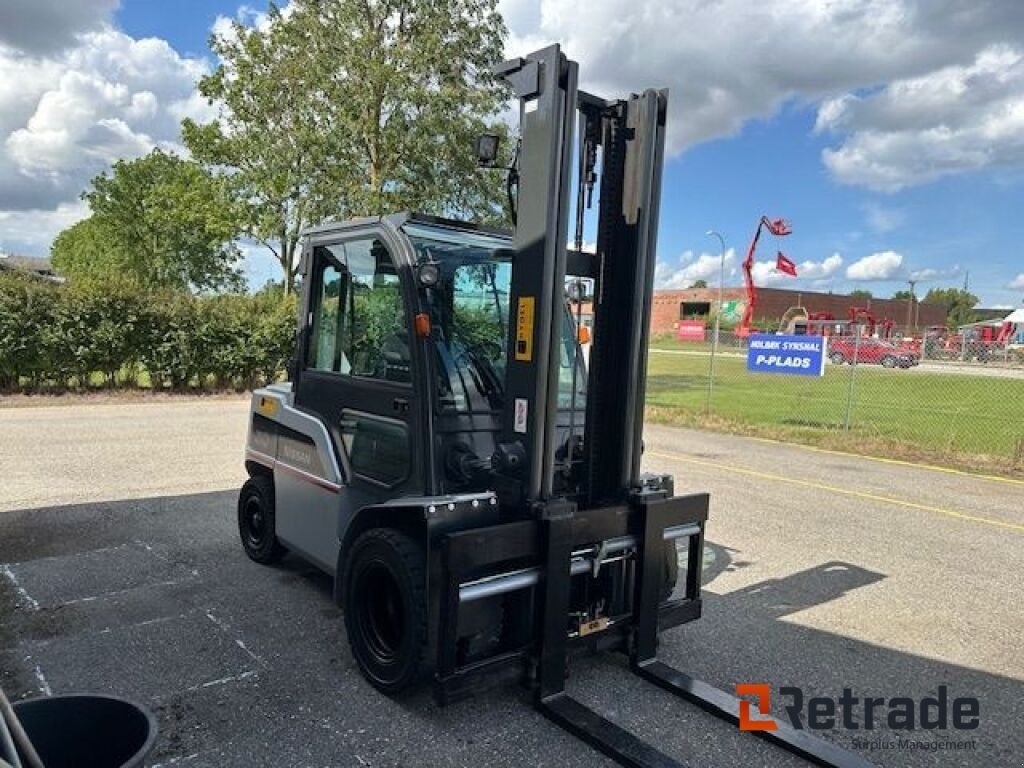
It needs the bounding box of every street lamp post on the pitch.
[705,230,726,414]
[906,279,917,333]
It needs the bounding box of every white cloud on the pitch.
[211,3,295,50]
[166,91,218,125]
[0,0,117,55]
[0,200,89,254]
[657,250,842,288]
[846,250,904,281]
[501,0,1024,161]
[908,265,961,281]
[750,253,843,286]
[750,260,789,287]
[794,253,844,280]
[862,202,905,233]
[1009,274,1024,290]
[819,45,1024,190]
[0,27,211,254]
[655,248,736,289]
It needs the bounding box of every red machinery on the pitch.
[847,307,895,339]
[738,215,792,338]
[803,311,841,336]
[963,321,1015,360]
[781,310,839,336]
[917,321,1014,361]
[994,322,1014,345]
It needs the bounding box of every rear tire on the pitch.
[881,355,897,368]
[830,352,845,365]
[237,475,286,565]
[344,529,428,695]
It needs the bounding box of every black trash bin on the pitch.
[12,694,157,768]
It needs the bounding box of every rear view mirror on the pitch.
[475,134,500,167]
[566,278,592,303]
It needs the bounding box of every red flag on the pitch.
[775,251,797,277]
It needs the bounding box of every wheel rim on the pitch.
[355,561,404,665]
[243,496,266,549]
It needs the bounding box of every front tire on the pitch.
[830,352,845,365]
[881,355,897,368]
[344,529,428,695]
[237,475,285,565]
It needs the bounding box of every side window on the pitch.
[308,261,346,373]
[306,238,410,383]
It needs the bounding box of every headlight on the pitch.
[417,262,440,287]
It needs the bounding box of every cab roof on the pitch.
[301,212,511,240]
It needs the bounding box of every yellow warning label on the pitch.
[514,296,535,362]
[257,396,279,417]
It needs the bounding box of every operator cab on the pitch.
[293,213,587,506]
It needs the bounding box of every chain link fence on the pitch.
[646,326,1024,474]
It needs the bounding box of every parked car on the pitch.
[829,337,919,368]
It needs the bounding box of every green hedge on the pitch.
[0,272,296,392]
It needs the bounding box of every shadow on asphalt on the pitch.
[0,491,1018,767]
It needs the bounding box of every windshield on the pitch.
[404,223,586,413]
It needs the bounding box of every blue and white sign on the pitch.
[746,334,827,377]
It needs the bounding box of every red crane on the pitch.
[738,215,792,339]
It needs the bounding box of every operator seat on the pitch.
[380,327,412,383]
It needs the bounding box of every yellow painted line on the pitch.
[743,435,1024,488]
[647,450,1024,534]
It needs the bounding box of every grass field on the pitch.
[645,345,1024,474]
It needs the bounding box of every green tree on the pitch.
[848,289,873,301]
[183,0,508,293]
[689,279,708,289]
[51,218,124,287]
[891,289,912,301]
[0,273,61,389]
[52,150,242,292]
[923,287,979,328]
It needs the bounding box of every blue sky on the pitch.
[659,103,1024,305]
[1,0,1022,307]
[116,1,232,58]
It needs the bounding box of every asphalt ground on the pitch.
[1,398,1021,767]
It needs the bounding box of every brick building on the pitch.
[650,287,946,334]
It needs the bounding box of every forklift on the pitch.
[238,44,871,768]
